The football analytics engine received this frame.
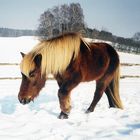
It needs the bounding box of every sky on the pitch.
[0,0,140,38]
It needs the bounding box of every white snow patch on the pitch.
[0,36,140,140]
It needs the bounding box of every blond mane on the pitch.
[20,33,89,77]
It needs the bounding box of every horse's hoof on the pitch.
[85,108,93,114]
[85,109,91,114]
[58,112,69,119]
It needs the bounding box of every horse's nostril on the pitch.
[19,98,31,105]
[20,99,25,104]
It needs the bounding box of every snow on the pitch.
[119,52,140,64]
[0,65,20,78]
[0,37,140,140]
[0,36,39,63]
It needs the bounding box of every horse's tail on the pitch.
[109,64,123,109]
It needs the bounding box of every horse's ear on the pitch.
[20,52,25,58]
[34,54,42,68]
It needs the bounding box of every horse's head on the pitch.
[18,52,46,105]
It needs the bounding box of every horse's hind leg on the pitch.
[86,73,114,113]
[86,81,107,113]
[105,79,123,109]
[105,86,116,108]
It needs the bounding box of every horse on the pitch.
[18,32,123,119]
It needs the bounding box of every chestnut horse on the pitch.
[18,33,123,119]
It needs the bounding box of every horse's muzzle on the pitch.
[18,96,32,105]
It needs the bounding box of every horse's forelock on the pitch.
[39,33,82,75]
[20,54,35,77]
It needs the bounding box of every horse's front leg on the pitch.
[58,88,71,119]
[56,73,81,119]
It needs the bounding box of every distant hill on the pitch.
[0,28,36,37]
[85,28,140,54]
[0,27,139,54]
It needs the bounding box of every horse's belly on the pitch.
[82,68,106,82]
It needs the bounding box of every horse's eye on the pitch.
[29,70,36,77]
[30,73,35,77]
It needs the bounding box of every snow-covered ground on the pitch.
[0,37,140,140]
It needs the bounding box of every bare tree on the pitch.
[133,32,140,42]
[37,10,55,39]
[69,3,85,32]
[51,6,61,36]
[37,3,85,40]
[60,4,70,32]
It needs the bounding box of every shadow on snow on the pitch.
[0,92,58,115]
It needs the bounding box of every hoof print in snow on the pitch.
[58,112,69,119]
